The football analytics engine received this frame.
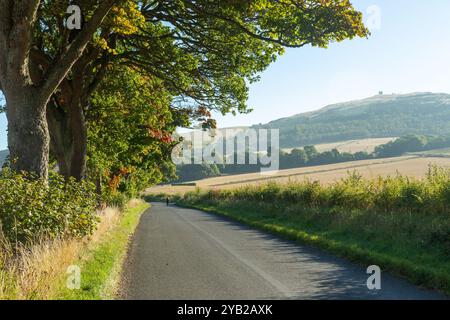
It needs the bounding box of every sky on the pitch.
[2,0,450,150]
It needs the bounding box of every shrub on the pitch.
[0,169,98,244]
[102,190,129,210]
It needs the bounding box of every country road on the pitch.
[119,203,446,300]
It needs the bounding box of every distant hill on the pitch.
[0,149,8,167]
[254,92,450,148]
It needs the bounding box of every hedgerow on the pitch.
[187,166,450,215]
[0,169,98,244]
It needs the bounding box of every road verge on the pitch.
[52,201,149,300]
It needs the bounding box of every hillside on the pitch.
[0,149,7,167]
[254,92,450,148]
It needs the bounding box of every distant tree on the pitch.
[291,148,308,165]
[354,151,371,161]
[339,151,356,162]
[176,163,220,182]
[375,135,428,157]
[304,145,319,161]
[0,151,9,169]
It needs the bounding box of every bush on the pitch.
[0,169,98,244]
[102,190,129,210]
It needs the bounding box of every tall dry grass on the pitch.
[0,235,83,299]
[186,165,450,216]
[0,200,144,300]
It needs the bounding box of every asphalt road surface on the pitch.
[119,203,446,300]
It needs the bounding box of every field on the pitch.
[282,137,396,154]
[146,155,450,195]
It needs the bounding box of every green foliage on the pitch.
[87,66,178,203]
[175,164,221,183]
[101,191,130,210]
[16,0,368,196]
[115,0,368,117]
[173,144,372,181]
[36,0,369,148]
[0,169,98,244]
[375,134,450,157]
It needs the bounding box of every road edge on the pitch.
[52,202,150,300]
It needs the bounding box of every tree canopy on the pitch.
[0,0,368,192]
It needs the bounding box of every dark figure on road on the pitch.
[166,197,169,206]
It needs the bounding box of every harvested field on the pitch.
[282,137,396,154]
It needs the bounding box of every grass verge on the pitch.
[51,201,149,300]
[175,198,450,296]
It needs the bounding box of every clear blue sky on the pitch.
[2,0,450,150]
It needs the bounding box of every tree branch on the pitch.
[6,1,40,79]
[0,0,40,89]
[39,0,118,104]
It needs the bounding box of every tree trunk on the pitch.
[6,90,50,179]
[47,98,88,181]
[47,100,71,177]
[68,99,88,180]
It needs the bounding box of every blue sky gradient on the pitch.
[2,0,450,150]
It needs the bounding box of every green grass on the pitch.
[176,198,450,296]
[53,202,149,300]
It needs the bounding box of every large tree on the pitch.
[0,0,119,178]
[0,0,368,179]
